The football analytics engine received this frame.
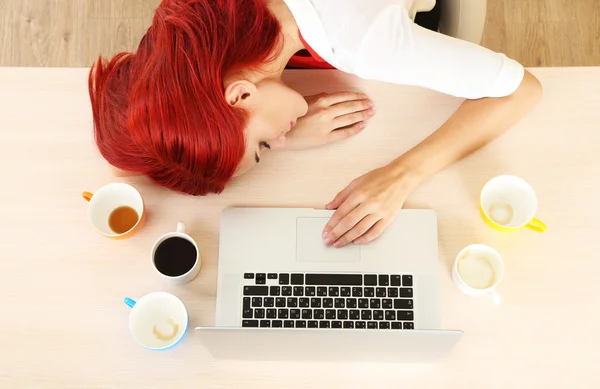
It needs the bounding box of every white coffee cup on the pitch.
[124,292,188,350]
[151,221,201,285]
[452,244,505,304]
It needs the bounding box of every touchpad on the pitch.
[296,218,361,263]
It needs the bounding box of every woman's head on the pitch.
[89,0,306,195]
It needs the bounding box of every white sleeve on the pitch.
[350,5,525,99]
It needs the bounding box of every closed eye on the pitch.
[255,142,271,163]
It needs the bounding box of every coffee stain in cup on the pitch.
[153,318,179,341]
[488,202,514,226]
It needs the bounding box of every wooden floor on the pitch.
[0,0,598,68]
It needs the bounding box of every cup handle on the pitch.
[526,218,547,233]
[124,297,137,308]
[487,290,501,305]
[82,192,94,202]
[177,221,185,233]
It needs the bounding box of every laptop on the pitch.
[195,207,463,362]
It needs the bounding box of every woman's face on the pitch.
[228,77,308,176]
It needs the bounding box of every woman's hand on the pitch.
[279,92,375,151]
[321,164,420,247]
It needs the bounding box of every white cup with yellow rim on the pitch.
[480,175,546,233]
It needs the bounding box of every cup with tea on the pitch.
[452,244,504,304]
[124,292,188,350]
[480,175,546,232]
[82,183,145,239]
[151,221,201,285]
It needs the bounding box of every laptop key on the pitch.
[388,288,398,298]
[346,298,357,308]
[382,299,393,309]
[397,311,414,321]
[367,321,378,329]
[293,287,304,297]
[276,297,286,307]
[323,298,333,308]
[332,321,342,328]
[270,286,281,296]
[264,297,274,307]
[340,287,351,297]
[296,320,307,328]
[364,287,375,297]
[305,274,362,286]
[361,310,372,320]
[374,310,384,320]
[242,309,253,318]
[311,298,322,308]
[403,322,414,330]
[370,299,381,309]
[352,287,363,297]
[385,310,396,320]
[402,275,413,286]
[350,310,360,320]
[282,286,293,296]
[326,309,336,319]
[290,309,301,319]
[355,321,366,329]
[267,309,277,319]
[278,309,289,319]
[305,287,316,297]
[394,299,413,309]
[391,322,402,329]
[379,322,390,329]
[335,298,345,308]
[254,309,265,319]
[376,288,387,297]
[272,320,283,328]
[364,275,377,286]
[317,287,328,296]
[267,273,278,279]
[358,298,369,309]
[400,288,413,298]
[284,320,294,328]
[242,320,259,327]
[243,297,251,310]
[260,320,270,328]
[314,309,325,320]
[291,274,304,285]
[252,297,262,307]
[343,321,354,329]
[328,287,339,297]
[244,286,268,296]
[299,298,310,307]
[256,278,266,285]
[301,309,312,319]
[391,275,401,286]
[287,297,298,308]
[308,320,319,328]
[378,275,389,286]
[244,273,254,279]
[338,310,348,320]
[319,321,330,328]
[278,273,290,285]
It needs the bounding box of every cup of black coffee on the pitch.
[151,221,201,284]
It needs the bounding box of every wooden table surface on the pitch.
[1,67,599,388]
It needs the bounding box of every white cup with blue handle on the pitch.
[124,292,188,350]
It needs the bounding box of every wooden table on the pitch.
[1,67,599,388]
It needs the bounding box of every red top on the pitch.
[287,31,336,69]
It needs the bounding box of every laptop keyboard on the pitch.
[241,273,414,330]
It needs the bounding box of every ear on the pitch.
[224,80,257,107]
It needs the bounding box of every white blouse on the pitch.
[284,0,525,99]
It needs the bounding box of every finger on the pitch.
[323,192,360,238]
[325,182,356,211]
[332,108,374,129]
[327,122,365,143]
[330,99,374,118]
[333,214,381,248]
[320,92,370,106]
[325,203,370,246]
[353,218,393,245]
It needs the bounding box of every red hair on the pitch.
[88,0,282,195]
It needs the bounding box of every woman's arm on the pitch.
[322,70,542,247]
